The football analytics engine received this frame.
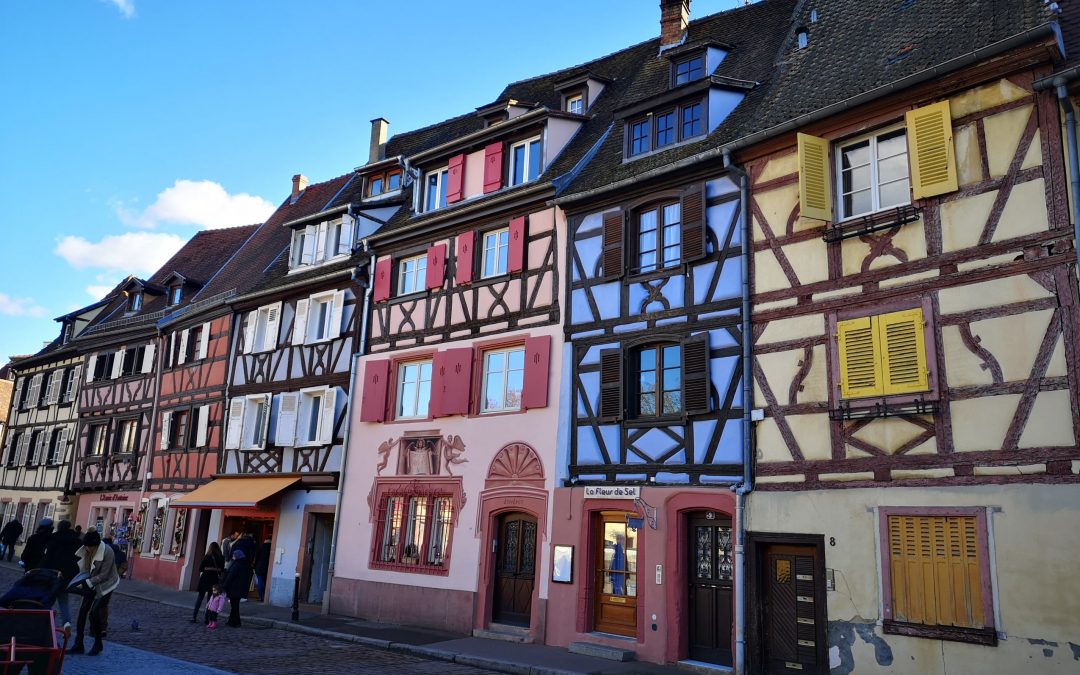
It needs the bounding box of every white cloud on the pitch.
[0,293,46,318]
[117,179,275,230]
[55,232,186,276]
[102,0,135,18]
[85,286,116,301]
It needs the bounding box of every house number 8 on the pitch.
[829,537,836,546]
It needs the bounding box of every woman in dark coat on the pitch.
[220,549,253,627]
[192,541,225,623]
[20,519,54,570]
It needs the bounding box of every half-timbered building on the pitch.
[735,1,1080,672]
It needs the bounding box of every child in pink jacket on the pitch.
[205,585,227,629]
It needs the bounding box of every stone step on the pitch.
[677,659,734,674]
[568,641,635,661]
[473,624,532,643]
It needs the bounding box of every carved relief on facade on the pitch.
[375,433,469,476]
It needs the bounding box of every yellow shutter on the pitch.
[906,100,958,199]
[797,132,833,221]
[878,308,928,395]
[837,316,881,398]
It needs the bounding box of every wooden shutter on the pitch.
[359,359,391,423]
[166,333,175,366]
[224,397,245,450]
[508,216,527,274]
[373,258,393,303]
[906,100,958,200]
[54,428,68,463]
[243,312,256,354]
[275,392,299,447]
[483,142,504,193]
[293,298,310,345]
[66,366,80,401]
[432,348,473,417]
[195,405,210,448]
[197,322,210,360]
[426,244,447,291]
[601,209,625,280]
[315,222,329,263]
[263,303,282,351]
[12,379,22,409]
[319,387,337,444]
[680,184,707,263]
[879,308,928,395]
[32,433,46,465]
[27,374,41,406]
[683,333,712,415]
[111,350,124,379]
[177,330,190,365]
[330,291,345,339]
[797,132,833,222]
[521,335,551,409]
[456,231,475,285]
[257,394,272,449]
[86,355,97,383]
[43,372,57,405]
[598,348,623,421]
[338,216,354,256]
[445,153,466,203]
[143,342,157,372]
[837,316,881,398]
[160,411,172,451]
[16,434,30,465]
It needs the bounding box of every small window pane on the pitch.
[370,177,384,196]
[425,173,440,211]
[388,172,402,190]
[877,129,907,158]
[513,144,526,185]
[879,179,911,209]
[841,141,871,170]
[844,189,873,217]
[681,103,702,139]
[877,154,908,185]
[528,139,542,181]
[655,111,675,147]
[630,119,650,156]
[663,344,681,368]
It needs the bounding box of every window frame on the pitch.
[88,424,109,457]
[294,387,328,447]
[307,291,337,343]
[396,253,428,297]
[673,54,705,86]
[565,91,585,114]
[113,418,139,456]
[369,476,463,576]
[423,166,450,213]
[167,285,182,306]
[367,168,403,198]
[395,359,433,420]
[127,292,142,313]
[169,409,191,451]
[479,345,526,414]
[240,394,270,450]
[508,135,543,187]
[632,200,682,275]
[630,342,683,420]
[625,99,706,159]
[834,124,911,221]
[480,227,510,279]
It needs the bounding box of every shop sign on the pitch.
[583,486,640,499]
[100,494,129,502]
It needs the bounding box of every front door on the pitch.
[492,512,536,626]
[762,544,823,674]
[593,513,638,637]
[305,514,333,604]
[688,513,733,665]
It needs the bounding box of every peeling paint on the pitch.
[1029,638,1060,647]
[1070,642,1080,661]
[827,619,894,674]
[1044,648,1054,657]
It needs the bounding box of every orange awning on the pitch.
[172,476,300,509]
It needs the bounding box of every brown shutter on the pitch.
[483,142,504,194]
[681,184,706,263]
[445,153,466,203]
[683,333,712,415]
[598,348,623,421]
[373,258,392,303]
[426,244,447,290]
[508,216,527,274]
[456,231,475,285]
[432,348,473,417]
[359,359,390,422]
[601,209,625,280]
[521,335,551,409]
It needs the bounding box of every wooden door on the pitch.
[688,514,733,665]
[492,513,537,626]
[593,514,638,637]
[762,544,822,674]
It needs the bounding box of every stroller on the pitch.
[0,569,68,675]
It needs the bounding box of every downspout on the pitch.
[723,148,753,675]
[322,236,374,614]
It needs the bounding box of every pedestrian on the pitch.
[220,531,238,566]
[232,531,255,565]
[254,537,271,601]
[73,525,82,537]
[192,542,225,623]
[204,584,226,629]
[0,518,23,562]
[220,549,252,627]
[102,537,127,578]
[41,519,81,633]
[68,530,120,656]
[20,518,53,570]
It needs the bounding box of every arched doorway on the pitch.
[492,512,538,626]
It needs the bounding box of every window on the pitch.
[836,306,929,400]
[655,110,675,148]
[566,93,584,114]
[30,430,48,465]
[297,390,325,446]
[627,101,704,158]
[636,202,681,273]
[63,366,80,402]
[674,55,704,85]
[168,285,182,306]
[47,429,67,465]
[241,396,269,450]
[634,343,682,418]
[91,352,116,381]
[88,424,108,456]
[246,303,281,353]
[169,410,190,450]
[367,168,403,197]
[629,118,650,156]
[127,292,142,313]
[290,218,354,269]
[481,228,510,278]
[509,136,543,186]
[881,509,995,644]
[837,127,910,220]
[185,325,203,362]
[308,294,337,342]
[598,334,709,422]
[481,346,525,413]
[424,167,449,212]
[681,102,702,140]
[397,254,427,296]
[375,494,454,570]
[120,345,145,377]
[115,419,138,454]
[3,433,15,467]
[396,361,432,419]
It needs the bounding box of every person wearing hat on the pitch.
[19,518,53,570]
[68,530,120,656]
[220,548,253,627]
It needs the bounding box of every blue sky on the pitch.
[0,0,743,362]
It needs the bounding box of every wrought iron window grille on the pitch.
[829,396,938,421]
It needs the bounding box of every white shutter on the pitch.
[224,398,245,450]
[293,299,309,345]
[262,302,282,351]
[44,372,58,405]
[302,225,316,265]
[195,405,210,448]
[160,411,172,451]
[319,387,337,444]
[330,290,345,339]
[33,432,47,465]
[3,434,13,464]
[315,224,328,263]
[166,333,175,367]
[197,322,210,360]
[110,350,124,379]
[85,355,97,383]
[16,433,30,465]
[274,392,299,447]
[338,217,354,256]
[258,394,272,449]
[12,379,23,410]
[65,366,81,402]
[243,312,256,354]
[142,342,156,373]
[177,330,190,365]
[53,428,68,464]
[27,374,42,408]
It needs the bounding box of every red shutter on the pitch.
[431,348,473,417]
[508,216,527,274]
[446,153,466,204]
[456,231,475,285]
[359,359,390,422]
[483,142,504,193]
[373,258,393,303]
[522,335,551,409]
[426,244,447,290]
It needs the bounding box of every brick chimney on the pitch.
[369,118,389,164]
[291,173,308,203]
[660,0,690,48]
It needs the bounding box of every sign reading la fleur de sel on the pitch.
[583,486,640,499]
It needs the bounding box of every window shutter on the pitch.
[521,335,551,410]
[906,100,958,199]
[16,434,30,465]
[54,428,68,464]
[197,322,210,360]
[111,350,124,379]
[879,308,929,395]
[359,359,391,423]
[508,216,527,274]
[263,302,282,351]
[274,393,299,447]
[598,348,623,421]
[86,355,97,384]
[338,216,354,256]
[258,394,272,449]
[601,209,625,280]
[838,316,881,398]
[683,333,712,415]
[315,222,329,263]
[330,291,345,339]
[12,379,23,409]
[160,411,172,451]
[320,387,337,444]
[44,372,57,405]
[681,185,707,263]
[177,330,190,365]
[445,153,466,203]
[32,433,46,465]
[483,142,504,193]
[373,258,393,303]
[426,244,447,291]
[797,132,833,222]
[195,405,210,448]
[224,398,245,450]
[456,231,475,285]
[27,374,41,407]
[66,367,80,401]
[166,333,175,366]
[142,342,156,373]
[432,348,473,417]
[293,298,310,345]
[243,312,256,354]
[300,224,315,265]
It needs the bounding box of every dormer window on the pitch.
[289,217,354,270]
[127,292,142,313]
[509,136,542,186]
[566,93,585,114]
[168,285,182,306]
[424,167,449,212]
[674,55,704,85]
[62,323,73,344]
[626,100,705,159]
[367,168,403,198]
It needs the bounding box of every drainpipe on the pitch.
[322,239,374,614]
[723,148,754,675]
